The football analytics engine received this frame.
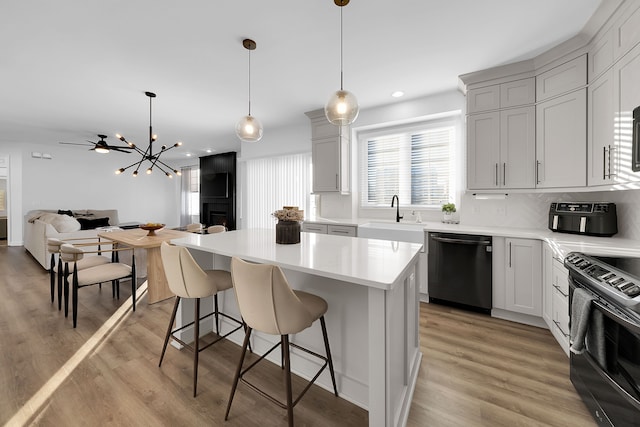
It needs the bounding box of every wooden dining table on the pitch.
[97,228,191,304]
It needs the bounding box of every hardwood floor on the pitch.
[0,245,595,426]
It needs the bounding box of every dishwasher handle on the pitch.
[431,236,492,246]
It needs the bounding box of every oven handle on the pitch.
[583,351,640,410]
[592,300,640,335]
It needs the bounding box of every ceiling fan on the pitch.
[59,134,133,154]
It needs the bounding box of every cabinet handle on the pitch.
[552,284,569,298]
[553,320,570,338]
[503,162,506,186]
[495,163,498,187]
[331,230,351,234]
[508,242,512,268]
[603,146,607,180]
[608,145,616,178]
[535,160,541,184]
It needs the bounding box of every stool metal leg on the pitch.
[320,316,338,396]
[225,327,253,421]
[193,297,200,397]
[159,296,181,367]
[283,334,294,427]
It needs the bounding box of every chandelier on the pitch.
[115,91,182,178]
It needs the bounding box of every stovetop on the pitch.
[565,252,640,314]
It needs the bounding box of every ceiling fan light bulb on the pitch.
[116,134,125,141]
[174,169,181,176]
[236,115,263,142]
[146,168,152,175]
[176,142,182,147]
[115,168,124,175]
[152,135,158,141]
[325,89,359,125]
[95,147,109,154]
[132,170,138,177]
[166,172,172,178]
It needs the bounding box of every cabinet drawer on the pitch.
[302,223,327,234]
[467,85,500,113]
[536,55,586,101]
[500,78,535,108]
[552,288,570,339]
[552,258,569,296]
[327,225,357,237]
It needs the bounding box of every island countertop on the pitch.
[170,228,423,291]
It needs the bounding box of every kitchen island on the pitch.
[170,228,422,427]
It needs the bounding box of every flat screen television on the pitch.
[201,172,229,198]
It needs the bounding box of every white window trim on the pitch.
[356,112,463,217]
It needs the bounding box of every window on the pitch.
[180,166,200,226]
[244,153,311,229]
[359,116,458,209]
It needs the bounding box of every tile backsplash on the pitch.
[460,189,640,240]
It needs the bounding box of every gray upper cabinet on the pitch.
[306,109,350,194]
[467,78,536,190]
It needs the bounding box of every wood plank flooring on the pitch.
[0,245,595,426]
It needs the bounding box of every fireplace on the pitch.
[202,201,235,230]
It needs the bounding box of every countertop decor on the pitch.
[273,206,304,244]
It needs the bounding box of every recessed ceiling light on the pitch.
[206,149,212,153]
[391,91,404,98]
[186,153,192,157]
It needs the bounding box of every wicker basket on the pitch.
[276,220,301,244]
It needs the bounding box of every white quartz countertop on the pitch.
[312,217,640,260]
[171,228,423,290]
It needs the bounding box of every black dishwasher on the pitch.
[428,232,492,314]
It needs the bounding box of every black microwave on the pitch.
[633,106,640,172]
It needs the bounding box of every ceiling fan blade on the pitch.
[110,147,132,153]
[59,142,93,147]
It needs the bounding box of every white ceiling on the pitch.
[1,0,601,159]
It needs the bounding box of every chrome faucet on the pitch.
[391,195,403,222]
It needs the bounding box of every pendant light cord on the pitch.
[148,94,153,156]
[340,5,344,91]
[248,47,252,116]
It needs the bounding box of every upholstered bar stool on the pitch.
[159,242,245,397]
[47,238,111,311]
[59,243,136,328]
[207,225,227,234]
[225,257,338,427]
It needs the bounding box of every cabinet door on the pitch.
[588,68,615,186]
[505,238,542,317]
[500,78,535,108]
[536,55,587,101]
[312,138,340,192]
[536,89,587,188]
[500,106,535,188]
[542,244,554,328]
[467,112,500,189]
[551,288,570,355]
[467,85,500,113]
[327,225,357,237]
[614,42,640,183]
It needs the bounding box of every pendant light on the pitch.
[325,0,359,126]
[236,38,263,142]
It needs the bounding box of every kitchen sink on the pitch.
[358,221,427,245]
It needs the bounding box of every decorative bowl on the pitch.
[139,223,165,236]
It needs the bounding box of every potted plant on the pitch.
[441,203,456,223]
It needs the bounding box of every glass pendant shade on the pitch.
[236,114,263,143]
[325,89,359,125]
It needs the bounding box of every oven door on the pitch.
[569,276,640,426]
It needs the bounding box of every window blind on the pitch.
[245,153,311,229]
[360,120,456,209]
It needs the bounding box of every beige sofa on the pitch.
[24,209,135,270]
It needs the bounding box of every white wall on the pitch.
[1,142,181,245]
